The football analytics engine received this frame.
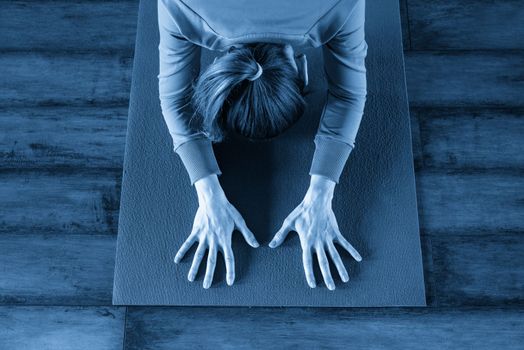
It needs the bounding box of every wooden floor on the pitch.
[1,0,523,348]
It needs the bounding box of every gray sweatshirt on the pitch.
[157,0,368,185]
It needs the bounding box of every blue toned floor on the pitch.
[0,0,523,348]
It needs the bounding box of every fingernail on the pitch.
[328,284,336,291]
[227,277,234,286]
[203,282,210,289]
[188,274,195,282]
[174,257,180,263]
[269,242,275,248]
[253,242,260,248]
[342,275,349,283]
[308,282,316,288]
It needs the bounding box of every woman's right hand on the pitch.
[174,174,260,289]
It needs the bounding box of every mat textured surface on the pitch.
[112,0,426,306]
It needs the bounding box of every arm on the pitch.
[309,0,368,184]
[158,1,259,288]
[157,0,222,186]
[270,1,367,289]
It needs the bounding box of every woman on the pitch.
[157,0,368,290]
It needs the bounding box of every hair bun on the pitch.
[247,62,263,81]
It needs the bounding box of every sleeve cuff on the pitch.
[309,135,354,184]
[174,137,222,186]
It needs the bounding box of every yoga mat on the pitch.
[112,0,426,306]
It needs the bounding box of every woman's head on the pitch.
[190,43,308,142]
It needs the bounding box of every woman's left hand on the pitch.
[269,175,362,290]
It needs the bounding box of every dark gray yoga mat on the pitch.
[112,0,426,306]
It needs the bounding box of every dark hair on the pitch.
[190,42,308,142]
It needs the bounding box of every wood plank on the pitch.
[2,170,521,239]
[0,171,120,235]
[0,52,132,107]
[413,107,524,169]
[409,108,423,171]
[0,106,127,169]
[0,0,137,52]
[417,171,524,234]
[125,307,524,349]
[405,51,524,107]
[0,306,125,349]
[429,233,524,306]
[419,234,436,305]
[6,104,496,174]
[0,234,115,305]
[10,33,524,110]
[425,229,524,307]
[407,0,524,50]
[1,105,520,173]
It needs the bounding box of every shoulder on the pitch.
[305,0,364,46]
[158,0,196,35]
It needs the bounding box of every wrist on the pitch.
[194,174,227,204]
[306,174,335,201]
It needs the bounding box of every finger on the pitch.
[326,240,349,282]
[187,240,207,282]
[174,232,198,263]
[302,247,316,288]
[316,245,335,291]
[223,244,235,286]
[203,242,217,289]
[236,219,259,248]
[336,233,362,262]
[269,218,294,248]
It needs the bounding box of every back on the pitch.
[160,0,360,49]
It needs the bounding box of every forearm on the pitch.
[312,0,368,184]
[159,84,222,186]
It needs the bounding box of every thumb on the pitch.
[235,219,260,248]
[269,219,294,248]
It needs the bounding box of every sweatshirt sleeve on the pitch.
[157,0,222,186]
[309,0,368,184]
